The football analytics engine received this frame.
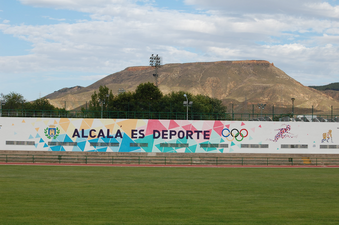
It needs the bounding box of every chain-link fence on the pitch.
[1,101,339,121]
[225,103,339,121]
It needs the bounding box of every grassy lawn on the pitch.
[0,166,339,224]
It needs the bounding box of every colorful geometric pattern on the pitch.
[0,117,338,154]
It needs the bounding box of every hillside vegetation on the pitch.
[309,83,339,91]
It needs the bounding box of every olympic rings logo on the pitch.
[221,128,248,142]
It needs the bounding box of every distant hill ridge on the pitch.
[45,60,339,112]
[309,83,339,91]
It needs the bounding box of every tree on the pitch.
[134,82,162,102]
[89,85,113,111]
[1,92,26,110]
[26,98,56,111]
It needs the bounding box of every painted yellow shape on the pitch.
[101,119,116,126]
[105,123,116,131]
[59,118,70,132]
[54,120,58,124]
[22,120,25,123]
[136,119,147,128]
[35,127,40,132]
[117,119,138,135]
[80,119,94,130]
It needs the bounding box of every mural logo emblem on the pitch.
[222,128,248,142]
[44,125,60,139]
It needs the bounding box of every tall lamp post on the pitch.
[257,104,266,118]
[183,94,193,120]
[149,54,161,86]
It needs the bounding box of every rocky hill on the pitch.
[46,60,339,113]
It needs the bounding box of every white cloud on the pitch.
[42,16,66,21]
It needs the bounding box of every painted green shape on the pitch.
[186,144,197,153]
[136,135,154,152]
[209,130,220,141]
[231,142,236,146]
[229,148,234,152]
[249,136,253,141]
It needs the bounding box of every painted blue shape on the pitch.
[77,141,86,151]
[36,133,40,138]
[119,134,135,152]
[71,146,81,152]
[43,143,48,148]
[35,144,38,148]
[29,135,34,139]
[14,132,17,135]
[50,146,62,151]
[39,138,44,143]
[60,146,66,152]
[96,147,108,152]
[63,135,73,143]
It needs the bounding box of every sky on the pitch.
[1,0,339,101]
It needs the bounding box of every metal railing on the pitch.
[0,154,338,166]
[1,108,339,121]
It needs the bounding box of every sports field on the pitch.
[0,165,339,224]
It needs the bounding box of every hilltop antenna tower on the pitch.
[149,54,161,86]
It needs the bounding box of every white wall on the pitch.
[0,117,338,154]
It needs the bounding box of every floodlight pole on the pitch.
[149,54,161,86]
[184,94,188,120]
[183,94,193,120]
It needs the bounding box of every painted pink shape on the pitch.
[145,120,168,136]
[168,120,180,129]
[213,121,224,135]
[182,124,198,132]
[225,124,230,129]
[251,127,255,132]
[241,122,245,126]
[259,125,262,128]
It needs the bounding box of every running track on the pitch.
[1,162,339,168]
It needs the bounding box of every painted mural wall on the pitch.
[0,117,338,154]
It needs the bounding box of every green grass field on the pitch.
[0,166,339,224]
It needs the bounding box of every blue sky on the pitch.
[1,0,339,101]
